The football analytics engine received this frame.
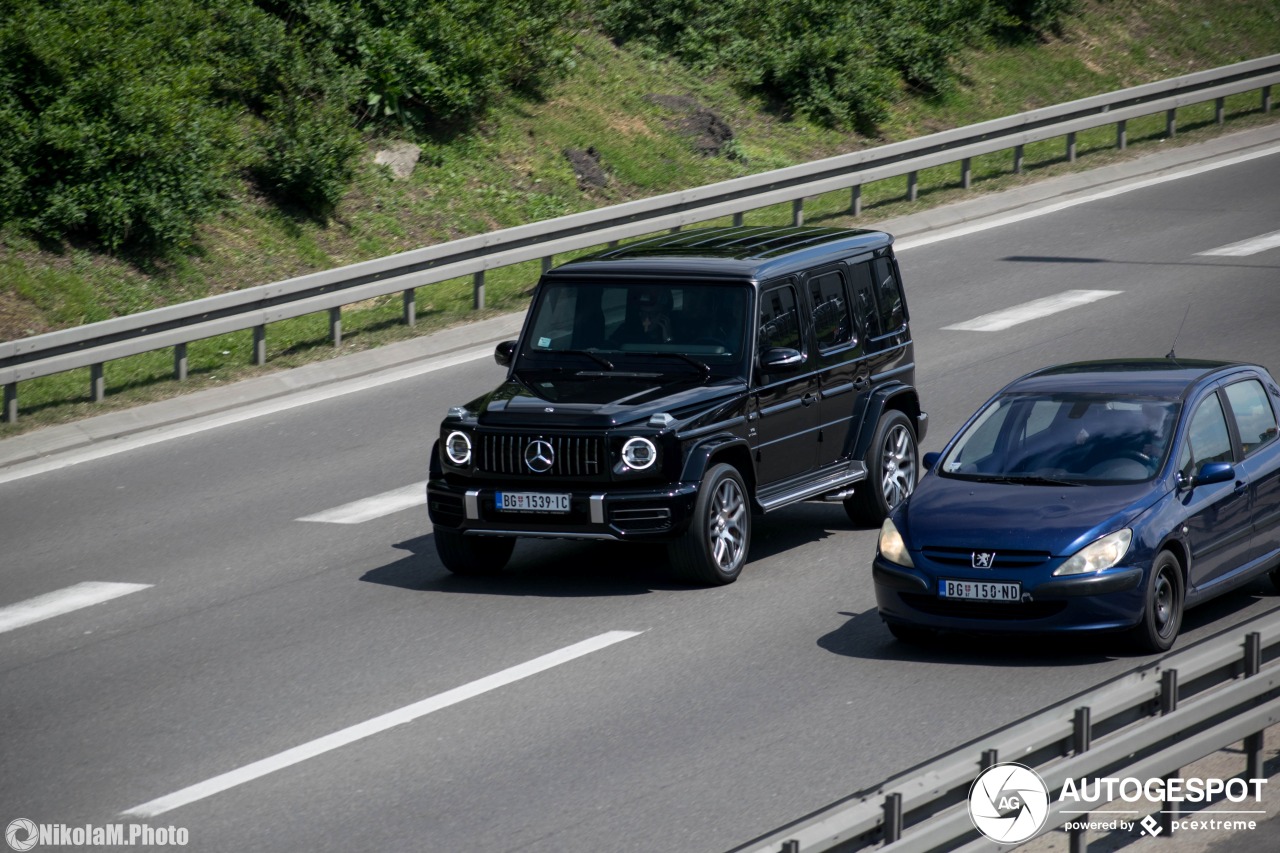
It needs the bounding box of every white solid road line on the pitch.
[297,481,427,524]
[895,143,1280,252]
[121,630,644,818]
[942,289,1121,332]
[0,582,152,634]
[0,347,492,487]
[1197,229,1280,257]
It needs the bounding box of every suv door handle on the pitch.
[853,375,870,391]
[802,393,817,407]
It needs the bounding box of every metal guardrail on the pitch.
[3,55,1279,422]
[733,609,1280,853]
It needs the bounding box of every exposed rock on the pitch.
[563,146,609,189]
[374,142,422,180]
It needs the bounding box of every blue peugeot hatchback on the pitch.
[874,359,1280,651]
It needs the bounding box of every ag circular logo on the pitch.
[967,762,1050,843]
[6,819,37,852]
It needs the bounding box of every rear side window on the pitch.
[808,270,854,351]
[848,261,879,339]
[1225,379,1279,455]
[873,257,905,333]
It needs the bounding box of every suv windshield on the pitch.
[939,393,1180,483]
[520,280,751,376]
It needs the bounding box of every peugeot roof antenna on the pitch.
[1166,303,1192,362]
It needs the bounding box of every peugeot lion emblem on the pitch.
[524,439,555,473]
[972,552,996,569]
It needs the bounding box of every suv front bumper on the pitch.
[427,479,700,541]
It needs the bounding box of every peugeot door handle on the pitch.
[1234,480,1248,496]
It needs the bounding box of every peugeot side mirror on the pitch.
[495,340,517,367]
[923,451,941,471]
[1178,461,1235,489]
[1193,461,1236,486]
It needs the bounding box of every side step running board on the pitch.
[757,462,867,512]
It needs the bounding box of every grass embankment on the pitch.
[2,0,1279,438]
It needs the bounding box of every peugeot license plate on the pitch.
[495,491,570,513]
[939,579,1021,602]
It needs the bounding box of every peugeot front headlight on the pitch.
[1053,529,1132,576]
[878,518,914,568]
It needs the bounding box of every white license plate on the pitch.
[495,491,570,513]
[939,579,1021,602]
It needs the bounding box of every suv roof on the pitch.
[547,226,894,282]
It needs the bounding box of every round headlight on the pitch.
[621,437,657,470]
[444,430,472,466]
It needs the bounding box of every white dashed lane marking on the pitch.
[122,630,645,818]
[1197,230,1280,257]
[0,582,152,634]
[297,481,427,524]
[942,289,1121,332]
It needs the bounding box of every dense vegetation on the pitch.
[0,0,1069,254]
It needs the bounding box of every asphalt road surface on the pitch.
[4,126,1280,853]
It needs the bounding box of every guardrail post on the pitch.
[174,343,188,381]
[1265,85,1273,114]
[329,307,342,347]
[1215,97,1226,125]
[253,326,266,366]
[907,171,918,202]
[961,158,972,189]
[1166,108,1177,138]
[792,199,804,227]
[884,792,903,844]
[403,289,415,327]
[849,185,861,218]
[981,748,998,770]
[1244,632,1264,779]
[4,382,16,423]
[1161,669,1180,834]
[1117,119,1128,151]
[1066,132,1077,163]
[1070,706,1092,853]
[541,256,553,274]
[781,841,799,853]
[1013,145,1024,174]
[91,363,105,402]
[733,212,744,227]
[473,271,485,311]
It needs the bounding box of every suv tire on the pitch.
[669,463,750,585]
[435,529,515,576]
[845,409,918,526]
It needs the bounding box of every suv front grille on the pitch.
[478,433,605,477]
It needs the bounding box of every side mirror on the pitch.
[1193,461,1235,486]
[923,451,941,471]
[494,340,517,367]
[759,347,804,370]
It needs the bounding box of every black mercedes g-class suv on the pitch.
[427,226,926,584]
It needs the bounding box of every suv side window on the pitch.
[848,261,879,340]
[873,257,905,333]
[758,284,803,353]
[808,269,854,351]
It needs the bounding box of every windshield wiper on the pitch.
[976,474,1083,487]
[557,349,614,370]
[646,351,711,377]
